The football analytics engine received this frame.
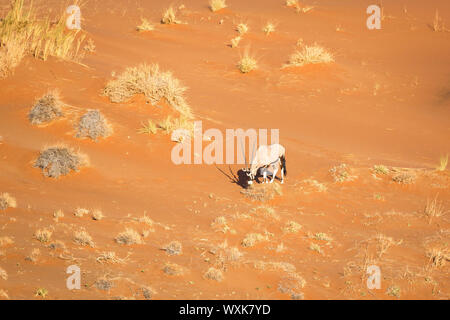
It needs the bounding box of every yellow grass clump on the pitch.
[137,18,154,32]
[161,6,181,25]
[230,36,241,48]
[209,0,227,12]
[34,228,52,243]
[424,195,446,224]
[236,23,249,35]
[74,230,94,247]
[436,154,448,171]
[103,63,192,118]
[0,193,16,210]
[285,44,334,67]
[0,0,86,76]
[115,228,143,245]
[263,22,276,35]
[204,267,224,281]
[237,52,257,73]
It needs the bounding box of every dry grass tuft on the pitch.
[0,267,8,280]
[426,245,449,268]
[157,115,194,138]
[374,233,402,258]
[436,154,448,171]
[329,164,355,182]
[373,165,389,175]
[283,221,302,234]
[161,6,182,25]
[138,119,157,135]
[286,0,299,7]
[75,110,112,141]
[103,63,192,118]
[241,183,282,201]
[0,193,16,210]
[34,228,52,243]
[137,18,154,32]
[0,36,26,77]
[0,237,14,247]
[0,0,86,75]
[242,233,267,247]
[34,145,88,178]
[162,241,182,255]
[285,43,333,67]
[392,173,415,184]
[53,209,64,221]
[386,285,401,298]
[74,207,89,217]
[74,230,94,247]
[278,273,306,300]
[91,209,104,221]
[96,251,127,264]
[309,242,323,254]
[230,36,241,48]
[163,263,184,276]
[115,228,143,245]
[424,195,446,223]
[431,10,447,32]
[236,23,249,35]
[263,22,276,35]
[204,267,224,281]
[84,38,96,53]
[28,91,64,125]
[209,0,227,12]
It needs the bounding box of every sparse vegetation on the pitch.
[313,233,333,242]
[28,91,64,125]
[309,242,323,254]
[137,18,154,32]
[161,6,181,25]
[53,209,64,221]
[373,165,389,175]
[91,209,104,221]
[103,63,192,118]
[241,183,282,201]
[0,0,86,76]
[285,44,334,67]
[34,228,52,243]
[74,207,89,217]
[35,288,48,299]
[162,241,182,255]
[330,164,355,183]
[392,173,415,184]
[74,230,94,247]
[138,119,157,135]
[96,251,126,264]
[0,267,8,280]
[386,285,401,298]
[75,110,112,141]
[242,233,266,247]
[84,38,96,53]
[163,263,184,276]
[0,193,16,210]
[426,245,449,268]
[236,23,249,35]
[238,52,257,73]
[230,36,241,48]
[263,22,275,35]
[34,145,88,178]
[204,267,224,281]
[283,221,302,234]
[115,228,143,245]
[424,195,446,223]
[436,154,448,171]
[431,10,447,32]
[209,0,227,12]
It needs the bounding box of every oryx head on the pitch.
[240,140,256,186]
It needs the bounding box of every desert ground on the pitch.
[0,0,449,300]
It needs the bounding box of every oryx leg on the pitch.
[281,166,284,184]
[270,165,278,184]
[263,171,268,183]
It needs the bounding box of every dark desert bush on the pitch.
[34,146,87,178]
[28,92,63,125]
[76,110,112,141]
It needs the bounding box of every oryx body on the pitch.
[243,143,287,185]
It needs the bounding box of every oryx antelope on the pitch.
[242,143,287,186]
